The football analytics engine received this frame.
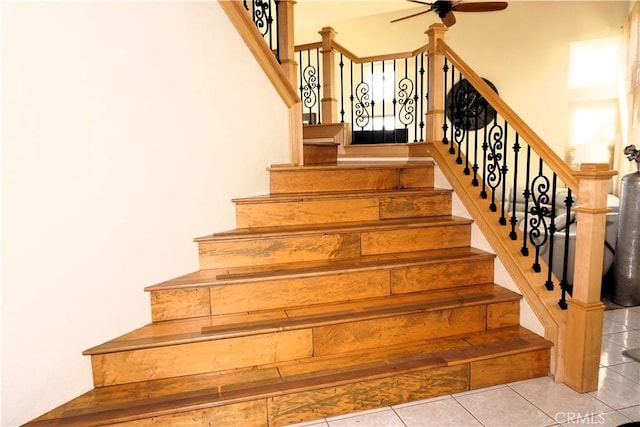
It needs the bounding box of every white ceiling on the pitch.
[294,0,423,30]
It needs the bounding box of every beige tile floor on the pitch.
[287,305,640,427]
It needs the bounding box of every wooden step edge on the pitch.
[194,215,473,242]
[27,327,549,427]
[25,355,448,427]
[87,285,520,355]
[267,160,435,172]
[231,187,452,205]
[145,247,496,292]
[302,140,340,146]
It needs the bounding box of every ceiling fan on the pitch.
[391,0,508,27]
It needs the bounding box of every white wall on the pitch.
[0,2,289,425]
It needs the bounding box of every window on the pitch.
[568,37,621,89]
[566,37,622,167]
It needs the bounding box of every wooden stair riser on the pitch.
[90,330,313,387]
[312,304,513,356]
[92,348,550,427]
[302,142,338,165]
[149,256,495,321]
[197,223,471,270]
[89,300,520,387]
[234,192,452,228]
[268,349,550,427]
[114,400,267,427]
[269,165,434,194]
[267,364,469,426]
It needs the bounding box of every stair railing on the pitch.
[295,27,430,144]
[426,24,616,394]
[244,0,281,62]
[223,3,615,394]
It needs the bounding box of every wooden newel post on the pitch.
[277,0,303,165]
[562,163,617,392]
[319,26,338,124]
[277,0,297,88]
[426,24,447,144]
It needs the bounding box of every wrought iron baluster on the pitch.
[274,0,280,63]
[463,88,471,175]
[442,58,451,151]
[499,122,509,225]
[544,173,558,291]
[472,114,479,187]
[509,134,521,240]
[558,189,575,309]
[350,61,355,134]
[487,116,505,212]
[398,58,414,144]
[451,72,465,166]
[521,146,532,256]
[300,49,319,124]
[316,48,322,124]
[381,60,386,141]
[339,53,345,123]
[480,109,488,199]
[529,158,551,273]
[354,63,371,141]
[252,1,270,38]
[393,60,398,143]
[421,53,428,142]
[370,62,375,143]
[417,54,425,142]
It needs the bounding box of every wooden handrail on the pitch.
[294,38,428,65]
[331,41,430,64]
[295,42,323,53]
[218,0,300,108]
[436,39,579,192]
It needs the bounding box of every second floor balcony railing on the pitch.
[295,31,430,144]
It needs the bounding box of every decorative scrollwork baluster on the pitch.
[486,117,505,212]
[398,72,415,131]
[300,50,319,123]
[252,0,271,37]
[529,159,551,273]
[354,64,371,133]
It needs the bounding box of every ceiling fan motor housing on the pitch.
[432,1,455,18]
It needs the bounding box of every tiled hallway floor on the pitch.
[287,306,640,427]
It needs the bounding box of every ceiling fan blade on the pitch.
[405,0,434,6]
[441,11,456,26]
[453,2,508,12]
[391,9,431,23]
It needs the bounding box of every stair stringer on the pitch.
[429,143,566,383]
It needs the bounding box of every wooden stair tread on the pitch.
[84,284,520,355]
[28,326,550,427]
[146,246,495,291]
[231,187,452,204]
[267,161,434,172]
[195,215,473,242]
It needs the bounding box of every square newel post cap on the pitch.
[574,163,618,180]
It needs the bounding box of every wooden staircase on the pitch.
[26,161,552,427]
